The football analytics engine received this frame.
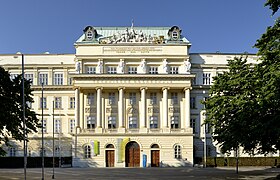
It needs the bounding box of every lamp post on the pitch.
[52,100,55,179]
[21,54,27,180]
[41,82,44,180]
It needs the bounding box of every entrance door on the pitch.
[125,141,140,167]
[106,150,115,167]
[151,150,160,167]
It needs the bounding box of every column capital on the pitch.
[140,87,148,91]
[162,87,170,91]
[96,87,103,90]
[184,87,192,91]
[118,87,125,91]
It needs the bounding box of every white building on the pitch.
[0,25,259,167]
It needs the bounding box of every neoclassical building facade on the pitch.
[0,25,259,167]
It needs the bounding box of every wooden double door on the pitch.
[125,141,140,167]
[106,150,115,167]
[151,150,160,167]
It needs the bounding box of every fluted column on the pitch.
[162,87,169,128]
[140,87,147,128]
[75,88,80,128]
[118,87,125,128]
[184,87,191,128]
[96,87,102,128]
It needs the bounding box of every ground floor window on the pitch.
[84,145,91,158]
[174,145,182,159]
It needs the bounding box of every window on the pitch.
[10,74,19,80]
[190,118,196,133]
[87,30,93,40]
[108,116,116,129]
[149,67,158,74]
[53,73,63,85]
[55,119,61,133]
[128,66,137,74]
[129,92,136,105]
[87,116,96,129]
[169,66,179,74]
[68,77,73,85]
[190,97,196,109]
[150,93,157,105]
[171,116,179,129]
[40,119,47,133]
[174,145,182,159]
[192,76,196,85]
[69,97,75,109]
[40,97,47,109]
[107,66,117,74]
[171,92,178,105]
[149,116,158,129]
[24,74,34,84]
[129,116,137,128]
[108,93,115,105]
[55,146,60,157]
[172,31,178,39]
[87,93,94,105]
[84,145,91,158]
[203,97,209,108]
[9,147,16,157]
[69,119,75,133]
[203,73,211,85]
[39,73,48,85]
[54,97,62,109]
[86,66,96,74]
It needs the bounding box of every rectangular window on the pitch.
[203,73,211,85]
[171,92,178,105]
[87,116,96,129]
[128,66,137,74]
[55,119,61,133]
[149,116,158,129]
[69,97,75,109]
[149,67,158,74]
[169,66,179,74]
[190,97,196,109]
[107,66,117,74]
[86,66,96,74]
[171,116,179,129]
[40,97,47,109]
[108,93,115,105]
[87,93,94,105]
[150,93,157,105]
[190,118,196,133]
[54,97,62,109]
[10,74,19,80]
[53,73,63,85]
[69,119,75,133]
[129,92,136,105]
[40,119,47,133]
[9,147,16,157]
[108,116,116,129]
[39,73,48,85]
[129,116,137,128]
[24,74,34,85]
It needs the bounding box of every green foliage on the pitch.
[0,66,39,156]
[265,0,280,15]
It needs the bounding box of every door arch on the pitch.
[151,144,160,167]
[125,141,140,167]
[105,144,115,167]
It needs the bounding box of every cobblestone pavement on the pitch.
[0,166,279,180]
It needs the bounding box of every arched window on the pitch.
[84,145,91,159]
[174,145,181,159]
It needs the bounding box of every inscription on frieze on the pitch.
[103,47,162,54]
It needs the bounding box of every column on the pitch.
[74,88,80,128]
[184,87,191,128]
[96,87,102,128]
[162,87,169,128]
[79,91,84,129]
[118,87,124,128]
[140,87,147,128]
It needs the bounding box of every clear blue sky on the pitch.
[0,0,278,54]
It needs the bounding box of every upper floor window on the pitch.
[190,118,196,134]
[24,74,34,85]
[69,97,75,109]
[87,93,94,105]
[149,116,158,129]
[38,73,48,85]
[190,97,196,109]
[169,66,179,74]
[86,66,96,74]
[129,92,136,105]
[149,67,158,74]
[203,73,211,85]
[171,92,178,105]
[108,116,117,129]
[40,119,47,133]
[171,116,179,129]
[40,97,47,109]
[55,119,61,133]
[128,66,137,74]
[69,119,75,133]
[107,66,117,74]
[108,93,116,105]
[54,97,62,109]
[87,116,96,129]
[129,116,138,128]
[149,93,157,105]
[53,73,63,85]
[10,74,19,80]
[174,145,182,159]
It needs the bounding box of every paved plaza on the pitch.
[0,167,279,180]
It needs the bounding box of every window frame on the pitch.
[174,145,182,159]
[53,73,63,85]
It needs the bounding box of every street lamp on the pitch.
[41,82,44,180]
[52,100,55,179]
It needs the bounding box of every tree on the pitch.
[203,0,280,155]
[0,66,39,156]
